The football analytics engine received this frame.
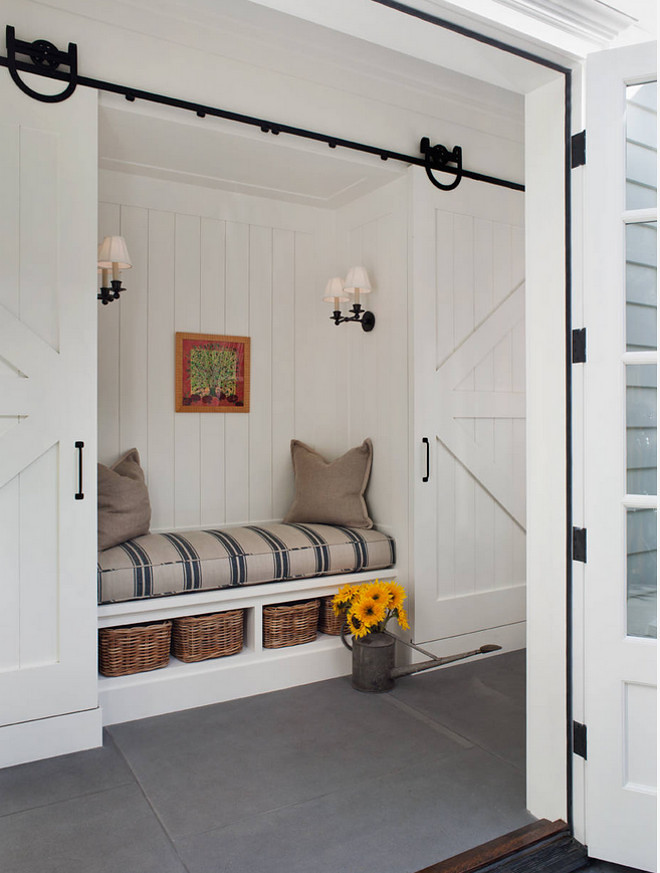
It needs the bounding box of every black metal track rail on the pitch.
[0,52,524,192]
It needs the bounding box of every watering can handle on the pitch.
[340,622,352,651]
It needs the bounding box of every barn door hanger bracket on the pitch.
[6,26,77,103]
[420,137,463,191]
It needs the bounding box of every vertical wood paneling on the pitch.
[19,445,58,667]
[200,218,226,525]
[174,214,201,528]
[20,128,59,352]
[99,184,334,532]
[147,210,176,530]
[271,229,296,520]
[435,211,453,365]
[474,219,494,325]
[224,221,249,523]
[249,225,273,520]
[97,202,121,465]
[0,475,20,670]
[452,214,476,597]
[436,443,456,599]
[473,224,496,593]
[119,206,149,459]
[294,230,330,450]
[0,122,19,317]
[493,223,513,306]
[453,215,475,348]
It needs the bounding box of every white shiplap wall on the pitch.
[337,178,410,591]
[98,170,344,530]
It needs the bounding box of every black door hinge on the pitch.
[571,131,586,168]
[573,527,587,563]
[573,721,587,759]
[572,328,586,363]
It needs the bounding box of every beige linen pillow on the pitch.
[284,439,373,529]
[98,448,152,550]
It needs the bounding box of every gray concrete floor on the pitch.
[0,650,644,873]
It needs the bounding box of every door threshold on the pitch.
[415,819,588,873]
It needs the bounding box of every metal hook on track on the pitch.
[420,137,463,191]
[6,25,78,103]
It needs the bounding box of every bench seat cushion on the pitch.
[97,522,396,604]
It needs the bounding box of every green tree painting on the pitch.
[189,344,238,397]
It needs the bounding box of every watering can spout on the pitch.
[390,642,502,680]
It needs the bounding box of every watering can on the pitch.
[341,627,501,693]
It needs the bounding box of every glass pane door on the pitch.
[624,82,657,639]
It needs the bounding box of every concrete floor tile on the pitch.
[175,747,534,873]
[0,784,186,873]
[390,649,526,769]
[109,676,467,838]
[0,731,134,818]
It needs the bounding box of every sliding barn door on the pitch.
[0,74,99,761]
[411,167,525,646]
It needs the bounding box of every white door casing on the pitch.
[410,167,526,646]
[581,42,657,871]
[0,73,99,762]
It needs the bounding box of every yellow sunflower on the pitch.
[384,581,406,611]
[395,606,409,630]
[332,583,358,615]
[359,581,390,605]
[351,596,387,629]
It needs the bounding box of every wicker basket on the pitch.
[99,621,172,677]
[318,595,346,636]
[263,599,320,649]
[171,609,244,662]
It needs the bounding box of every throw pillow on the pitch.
[284,439,374,529]
[98,448,152,550]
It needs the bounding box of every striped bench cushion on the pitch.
[97,522,396,604]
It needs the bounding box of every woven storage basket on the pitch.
[263,599,320,649]
[99,621,172,677]
[171,609,244,662]
[318,595,346,636]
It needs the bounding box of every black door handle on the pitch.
[422,437,430,483]
[75,441,84,500]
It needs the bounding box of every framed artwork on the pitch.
[175,332,250,413]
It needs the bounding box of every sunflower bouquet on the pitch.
[332,580,409,639]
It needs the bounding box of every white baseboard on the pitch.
[99,636,351,725]
[0,708,103,769]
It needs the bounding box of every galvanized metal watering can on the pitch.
[341,627,501,693]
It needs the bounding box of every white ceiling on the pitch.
[99,99,405,208]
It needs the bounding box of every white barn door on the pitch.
[581,43,657,870]
[0,74,100,764]
[411,167,525,647]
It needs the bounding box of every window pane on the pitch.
[626,82,657,210]
[627,507,657,639]
[626,365,657,495]
[626,221,657,351]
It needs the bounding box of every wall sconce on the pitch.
[323,266,375,332]
[97,236,132,305]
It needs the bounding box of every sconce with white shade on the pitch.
[97,236,132,305]
[323,266,375,332]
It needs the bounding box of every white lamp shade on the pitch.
[344,265,371,294]
[97,236,132,270]
[322,276,350,303]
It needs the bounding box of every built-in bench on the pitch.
[97,522,397,725]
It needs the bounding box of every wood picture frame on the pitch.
[175,332,250,413]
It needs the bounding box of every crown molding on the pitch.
[490,0,635,44]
